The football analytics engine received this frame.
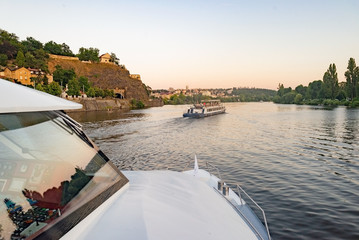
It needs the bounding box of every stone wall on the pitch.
[67,98,131,112]
[49,54,79,61]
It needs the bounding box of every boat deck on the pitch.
[62,170,268,240]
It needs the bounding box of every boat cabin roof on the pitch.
[0,79,82,113]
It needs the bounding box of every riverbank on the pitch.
[65,98,163,112]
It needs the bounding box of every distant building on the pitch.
[201,90,211,97]
[1,67,53,85]
[130,74,141,81]
[99,53,111,63]
[4,67,32,85]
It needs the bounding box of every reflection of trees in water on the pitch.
[343,110,358,143]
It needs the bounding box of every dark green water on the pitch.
[69,102,359,240]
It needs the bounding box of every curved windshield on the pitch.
[0,111,128,239]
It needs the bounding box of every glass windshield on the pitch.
[0,111,128,240]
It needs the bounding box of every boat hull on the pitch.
[183,109,226,118]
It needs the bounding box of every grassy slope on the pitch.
[48,58,149,101]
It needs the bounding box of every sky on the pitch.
[1,0,359,90]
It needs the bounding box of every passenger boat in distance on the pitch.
[0,79,270,240]
[183,99,226,118]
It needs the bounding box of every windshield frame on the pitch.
[0,110,128,240]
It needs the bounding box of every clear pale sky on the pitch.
[1,0,359,90]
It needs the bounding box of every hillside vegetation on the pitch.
[48,58,149,101]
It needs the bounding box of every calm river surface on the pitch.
[69,102,359,240]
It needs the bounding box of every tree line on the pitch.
[274,58,359,107]
[0,29,120,72]
[35,65,115,98]
[162,88,276,105]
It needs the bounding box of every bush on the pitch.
[131,99,145,109]
[350,100,359,108]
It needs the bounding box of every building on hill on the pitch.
[3,67,32,85]
[99,53,111,63]
[0,67,53,86]
[129,74,141,81]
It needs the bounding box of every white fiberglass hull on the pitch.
[62,170,269,240]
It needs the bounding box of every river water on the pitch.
[69,102,359,240]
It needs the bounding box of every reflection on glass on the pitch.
[0,111,127,239]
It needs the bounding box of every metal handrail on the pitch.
[236,184,271,240]
[205,161,222,180]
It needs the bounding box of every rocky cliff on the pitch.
[47,57,150,102]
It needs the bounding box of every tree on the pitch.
[94,87,104,97]
[0,29,20,59]
[86,87,96,97]
[295,84,307,96]
[77,47,99,62]
[61,43,74,56]
[46,82,62,96]
[110,52,119,65]
[345,58,359,100]
[21,37,43,53]
[44,41,74,56]
[24,52,36,68]
[78,76,90,92]
[44,41,62,55]
[53,65,76,86]
[306,80,323,99]
[294,94,303,104]
[322,63,339,99]
[0,54,7,66]
[15,50,25,67]
[67,78,80,96]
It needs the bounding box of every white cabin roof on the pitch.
[0,79,82,113]
[62,170,259,240]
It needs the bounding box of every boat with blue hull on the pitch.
[183,100,226,118]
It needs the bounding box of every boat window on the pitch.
[0,111,128,240]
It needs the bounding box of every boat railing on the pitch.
[235,184,271,240]
[187,160,271,240]
[205,161,222,180]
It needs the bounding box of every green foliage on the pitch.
[86,87,96,97]
[274,59,359,107]
[104,89,115,98]
[322,99,340,106]
[78,76,90,92]
[110,52,119,65]
[294,94,303,104]
[322,63,339,99]
[53,65,76,86]
[277,84,292,97]
[21,37,43,53]
[345,58,359,100]
[295,84,307,96]
[131,99,145,109]
[0,54,7,66]
[24,52,36,68]
[35,83,45,92]
[77,47,99,62]
[44,41,74,56]
[15,50,25,67]
[94,87,104,97]
[46,82,62,96]
[349,99,359,108]
[0,29,20,59]
[67,78,81,96]
[306,80,324,99]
